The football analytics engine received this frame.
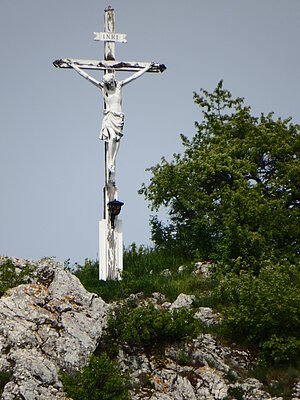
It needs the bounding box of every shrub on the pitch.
[260,335,300,366]
[60,353,130,400]
[104,304,202,350]
[0,370,12,396]
[0,259,33,297]
[215,262,300,365]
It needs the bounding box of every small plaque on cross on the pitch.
[94,32,127,43]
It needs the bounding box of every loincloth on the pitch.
[100,110,124,142]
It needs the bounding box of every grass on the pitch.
[73,244,196,302]
[252,363,300,399]
[72,247,219,304]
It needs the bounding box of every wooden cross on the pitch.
[53,6,166,281]
[53,7,166,73]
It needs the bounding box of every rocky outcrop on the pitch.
[0,257,108,399]
[120,336,284,400]
[113,292,296,400]
[0,258,299,399]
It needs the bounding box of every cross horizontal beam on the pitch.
[53,58,166,73]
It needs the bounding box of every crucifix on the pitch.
[53,6,166,280]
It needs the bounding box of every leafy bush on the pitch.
[73,253,299,369]
[60,353,130,400]
[60,304,202,399]
[0,259,33,297]
[103,304,202,351]
[260,335,300,366]
[215,262,300,365]
[0,370,13,396]
[228,386,244,400]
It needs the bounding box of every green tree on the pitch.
[140,81,299,268]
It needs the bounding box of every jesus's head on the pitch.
[102,73,116,89]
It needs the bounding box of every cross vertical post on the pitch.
[104,6,115,62]
[100,6,123,281]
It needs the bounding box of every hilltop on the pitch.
[0,255,299,399]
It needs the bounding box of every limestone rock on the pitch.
[151,293,166,303]
[292,380,300,399]
[125,333,258,400]
[194,307,221,326]
[0,257,108,399]
[195,366,228,400]
[177,265,186,274]
[192,261,212,277]
[170,293,195,310]
[239,378,275,399]
[160,269,171,277]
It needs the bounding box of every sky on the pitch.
[0,0,299,265]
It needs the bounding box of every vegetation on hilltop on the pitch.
[73,81,299,368]
[68,82,299,397]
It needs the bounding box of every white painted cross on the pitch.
[54,6,166,281]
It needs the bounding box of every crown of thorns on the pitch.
[102,73,115,83]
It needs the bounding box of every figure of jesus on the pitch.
[66,60,153,182]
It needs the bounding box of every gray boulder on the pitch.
[194,307,221,326]
[192,262,212,277]
[170,293,195,311]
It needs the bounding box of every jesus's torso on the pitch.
[102,83,122,113]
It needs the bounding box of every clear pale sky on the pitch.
[0,0,299,265]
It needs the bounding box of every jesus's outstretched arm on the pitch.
[120,63,154,87]
[66,59,103,88]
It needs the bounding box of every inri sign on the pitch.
[94,32,128,43]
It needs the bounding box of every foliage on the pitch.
[103,304,202,351]
[0,259,33,297]
[228,386,244,400]
[252,363,300,398]
[215,262,300,365]
[61,304,202,398]
[139,81,300,268]
[71,237,298,371]
[176,348,191,366]
[0,370,13,396]
[60,353,130,400]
